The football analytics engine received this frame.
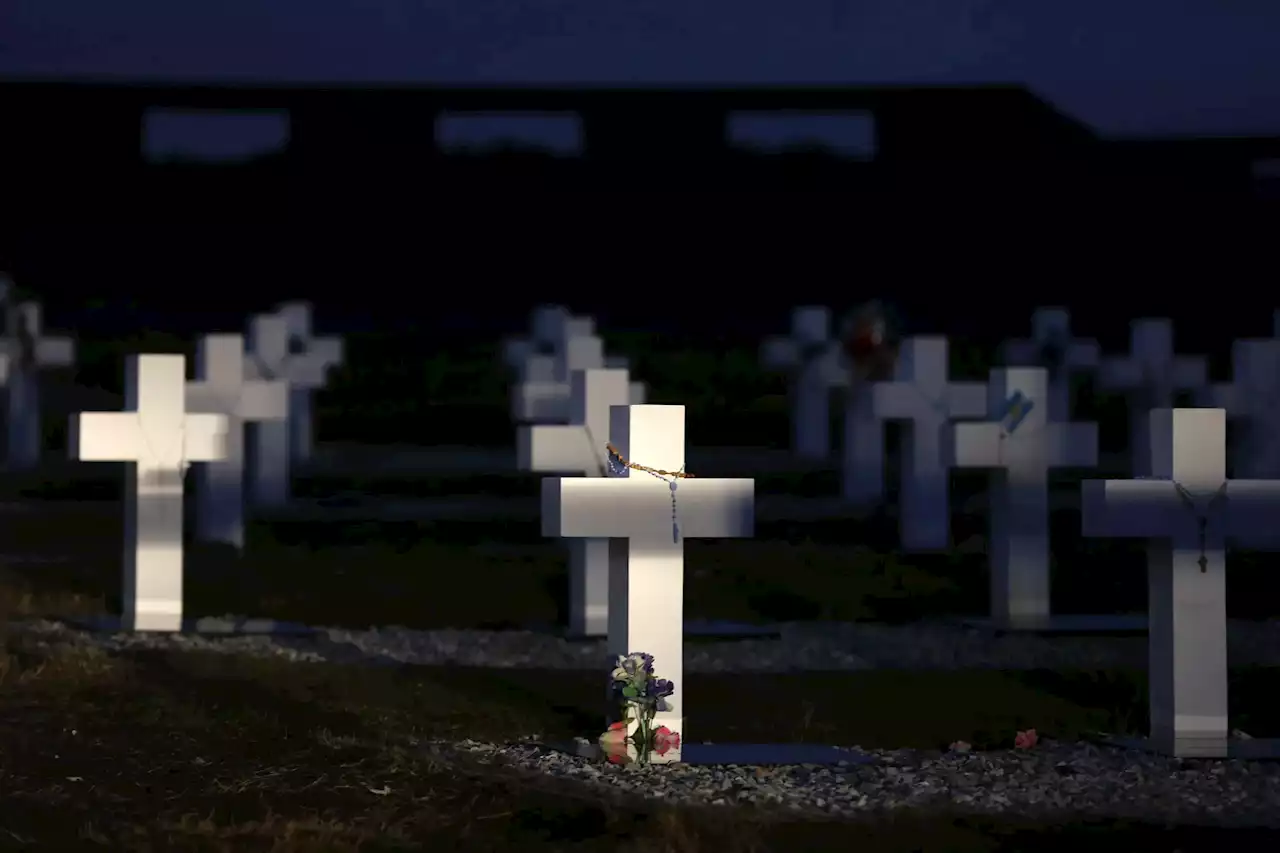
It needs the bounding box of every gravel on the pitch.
[13,617,1280,827]
[437,737,1280,828]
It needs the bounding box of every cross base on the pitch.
[1099,734,1280,761]
[960,613,1149,635]
[548,740,877,766]
[59,613,320,636]
[562,619,783,640]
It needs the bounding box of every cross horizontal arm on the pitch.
[518,423,596,475]
[34,337,75,367]
[947,383,989,418]
[944,422,1003,469]
[1081,479,1181,539]
[183,413,229,463]
[1221,480,1280,542]
[69,412,146,463]
[542,477,753,542]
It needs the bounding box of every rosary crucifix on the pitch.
[1172,481,1228,573]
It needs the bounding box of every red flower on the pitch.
[1014,729,1038,750]
[653,726,681,755]
[599,721,627,747]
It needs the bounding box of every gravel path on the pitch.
[14,618,1280,827]
[441,737,1280,828]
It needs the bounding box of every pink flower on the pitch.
[1014,729,1038,750]
[653,726,681,755]
[599,721,627,748]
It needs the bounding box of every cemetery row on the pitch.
[3,289,1279,761]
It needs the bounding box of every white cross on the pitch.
[186,334,289,550]
[2,302,75,469]
[871,336,986,550]
[275,302,344,465]
[243,314,337,507]
[1098,318,1207,476]
[761,306,848,460]
[945,367,1098,629]
[510,336,640,423]
[519,368,635,637]
[1197,339,1280,479]
[69,354,227,632]
[542,404,754,748]
[1082,408,1280,757]
[1002,307,1099,420]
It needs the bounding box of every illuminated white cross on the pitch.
[69,354,227,632]
[3,302,75,469]
[1082,408,1280,757]
[945,367,1098,629]
[275,302,344,465]
[186,334,288,550]
[519,368,640,637]
[541,404,754,746]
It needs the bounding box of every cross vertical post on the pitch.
[1082,408,1280,757]
[518,368,636,637]
[244,314,334,507]
[275,302,343,465]
[186,334,289,550]
[761,306,847,460]
[69,354,227,632]
[4,302,75,469]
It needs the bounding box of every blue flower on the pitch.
[645,678,674,700]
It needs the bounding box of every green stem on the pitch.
[632,701,654,764]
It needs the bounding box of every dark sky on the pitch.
[5,0,1280,161]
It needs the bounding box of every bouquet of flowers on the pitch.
[599,651,681,765]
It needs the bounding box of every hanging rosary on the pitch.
[581,422,610,478]
[993,390,1036,464]
[605,442,694,544]
[1172,481,1228,573]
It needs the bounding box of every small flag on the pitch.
[1000,391,1033,434]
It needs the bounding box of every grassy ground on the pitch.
[1,611,1278,852]
[1,500,1279,849]
[8,484,1280,632]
